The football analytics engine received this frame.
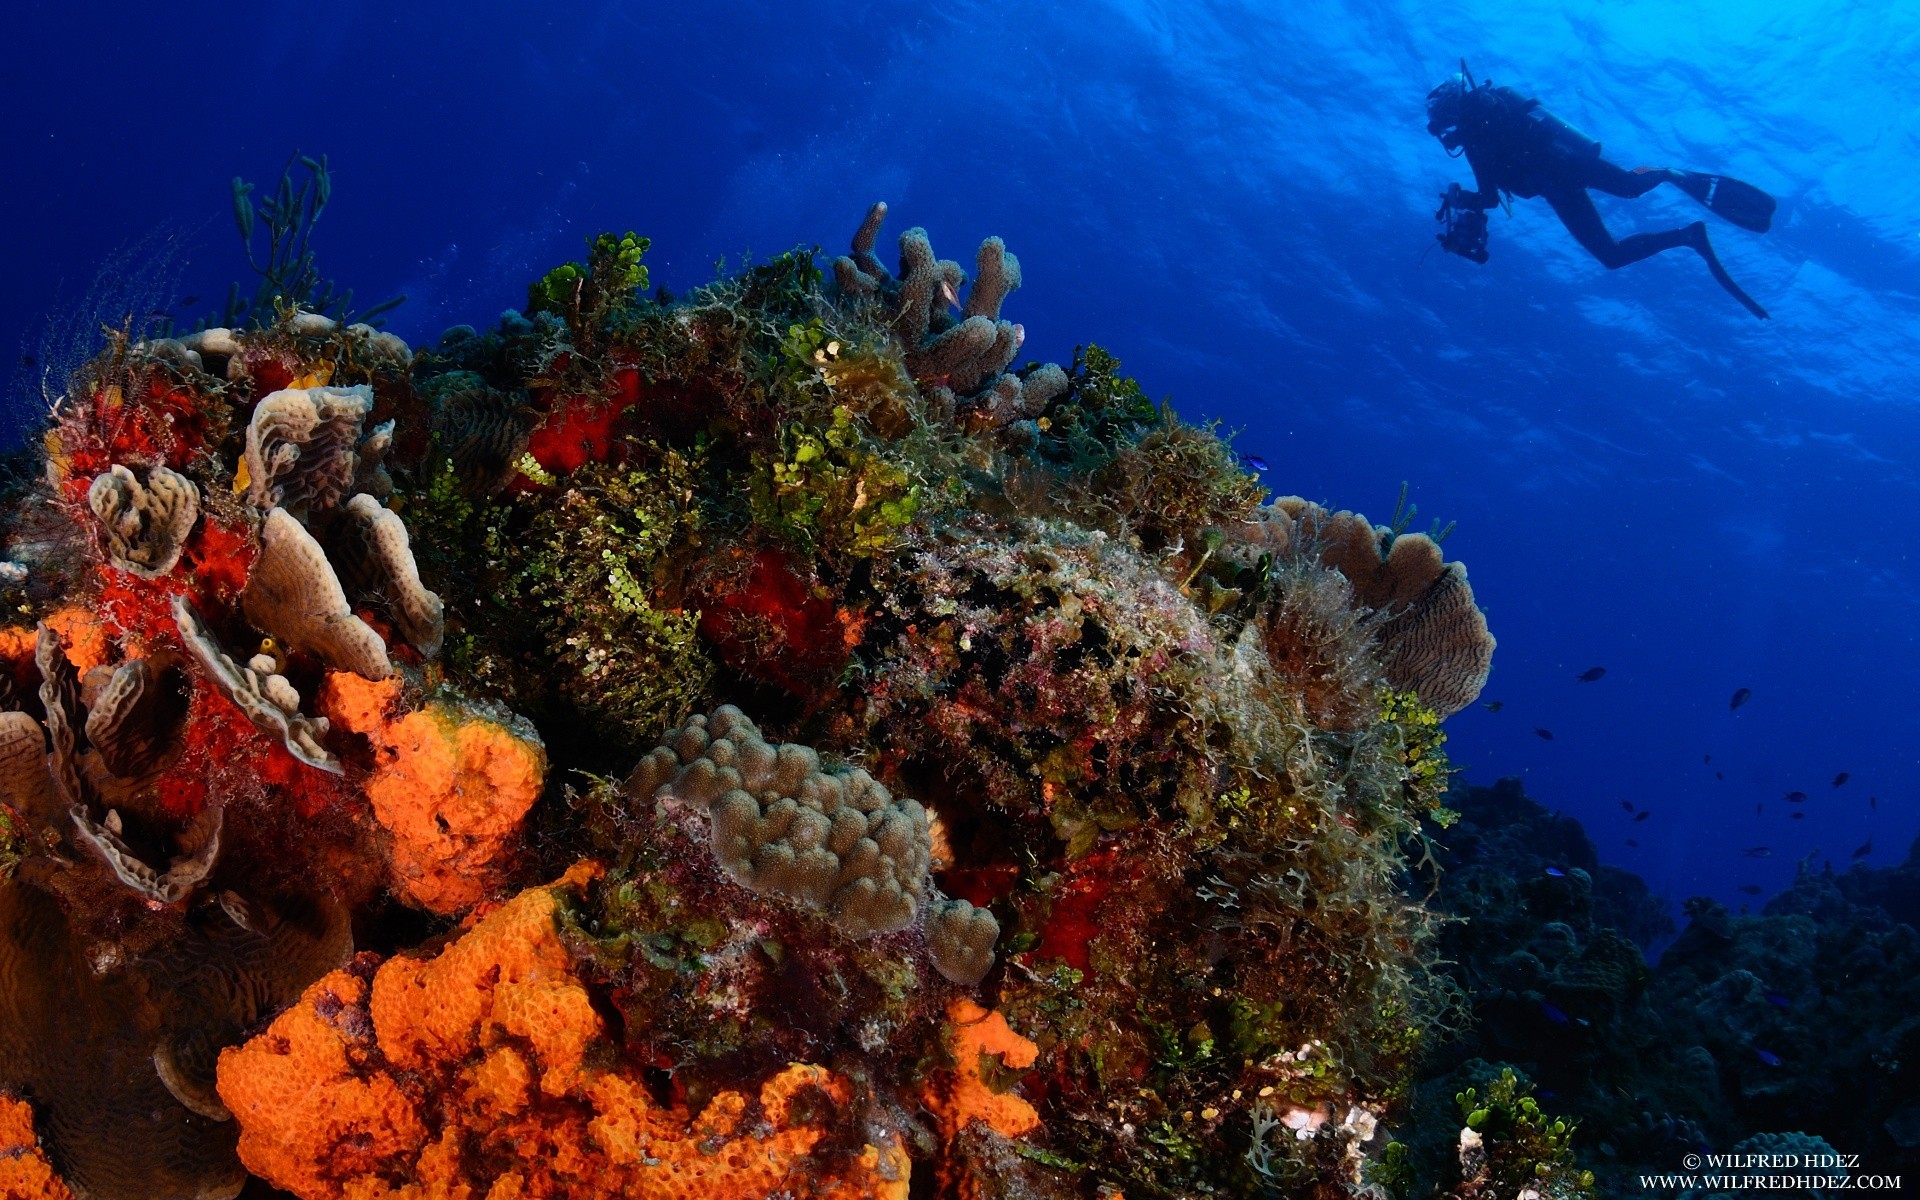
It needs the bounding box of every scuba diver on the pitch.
[1427,65,1775,319]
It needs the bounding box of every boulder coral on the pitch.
[217,865,910,1200]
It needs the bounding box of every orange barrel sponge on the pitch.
[0,1095,77,1200]
[319,672,544,913]
[217,865,910,1200]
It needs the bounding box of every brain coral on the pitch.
[0,185,1492,1199]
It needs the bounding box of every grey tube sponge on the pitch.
[964,237,1021,320]
[88,464,199,579]
[908,315,998,382]
[849,200,889,278]
[828,203,1063,429]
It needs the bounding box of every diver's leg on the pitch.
[1576,158,1672,199]
[1542,187,1693,268]
[1542,190,1768,318]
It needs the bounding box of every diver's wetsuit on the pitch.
[1431,80,1772,319]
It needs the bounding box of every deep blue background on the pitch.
[5,0,1916,918]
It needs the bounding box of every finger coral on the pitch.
[631,705,937,937]
[218,867,910,1200]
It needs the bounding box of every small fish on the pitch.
[1620,800,1635,812]
[1754,1047,1782,1067]
[1744,846,1772,857]
[1538,1000,1571,1025]
[1239,453,1269,473]
[1011,322,1026,350]
[1832,772,1850,788]
[939,279,960,310]
[1704,754,1713,764]
[255,636,288,674]
[18,354,35,369]
[1755,802,1763,815]
[1785,791,1807,803]
[1576,667,1607,682]
[1624,838,1639,847]
[1534,728,1554,741]
[1738,885,1763,896]
[1731,687,1753,711]
[179,294,201,307]
[1544,867,1566,877]
[1764,992,1791,1008]
[1482,700,1504,713]
[1870,795,1879,810]
[1790,812,1805,820]
[1632,810,1651,823]
[1853,838,1872,860]
[1716,771,1725,780]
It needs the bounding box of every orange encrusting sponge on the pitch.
[320,672,545,914]
[0,1095,77,1200]
[217,864,910,1200]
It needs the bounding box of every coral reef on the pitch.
[1417,777,1920,1193]
[0,189,1501,1198]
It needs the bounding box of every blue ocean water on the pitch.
[2,0,1915,918]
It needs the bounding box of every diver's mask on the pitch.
[1426,76,1469,148]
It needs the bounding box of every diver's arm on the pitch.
[1450,159,1501,210]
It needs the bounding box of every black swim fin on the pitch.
[1686,222,1769,320]
[1674,172,1775,233]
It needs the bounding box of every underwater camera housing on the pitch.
[1436,188,1489,264]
